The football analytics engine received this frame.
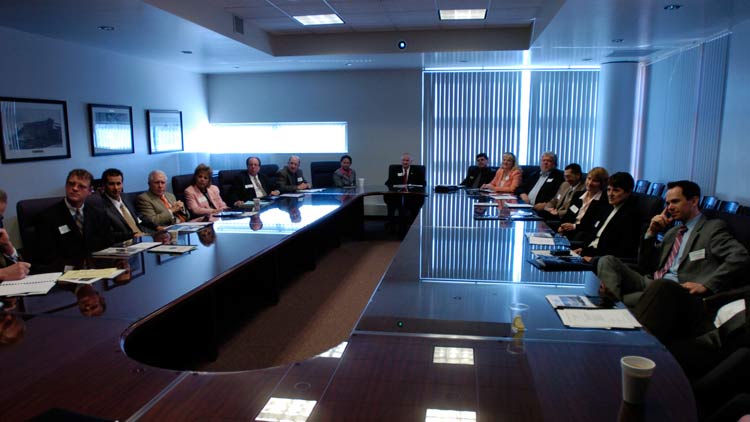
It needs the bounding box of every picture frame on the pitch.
[147,109,183,154]
[0,96,71,163]
[89,104,134,156]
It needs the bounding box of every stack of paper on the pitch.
[58,268,126,284]
[546,294,596,308]
[0,273,60,297]
[92,242,162,257]
[556,308,642,329]
[165,222,213,233]
[147,245,197,254]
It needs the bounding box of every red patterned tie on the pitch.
[402,168,408,185]
[653,226,687,280]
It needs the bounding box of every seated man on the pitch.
[577,172,642,261]
[34,169,114,271]
[0,189,31,281]
[276,155,309,193]
[460,153,493,188]
[516,151,564,210]
[384,153,427,226]
[229,156,280,206]
[100,168,153,241]
[136,170,189,230]
[539,163,585,223]
[597,180,749,343]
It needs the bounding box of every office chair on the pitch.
[171,174,194,203]
[719,200,741,214]
[647,182,665,197]
[701,196,720,211]
[310,161,340,188]
[16,196,67,262]
[634,179,650,194]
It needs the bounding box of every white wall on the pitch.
[716,19,750,203]
[0,26,208,245]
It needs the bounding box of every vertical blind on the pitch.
[423,69,600,185]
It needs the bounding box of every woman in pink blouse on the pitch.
[184,164,228,217]
[481,152,522,193]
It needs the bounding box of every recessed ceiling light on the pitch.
[664,4,682,10]
[581,58,592,62]
[439,9,487,20]
[293,14,343,26]
[345,63,353,67]
[97,25,115,31]
[233,66,240,69]
[181,50,193,54]
[611,38,624,43]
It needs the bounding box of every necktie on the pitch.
[403,168,408,185]
[120,203,141,234]
[161,195,185,222]
[653,226,687,280]
[74,208,84,234]
[253,175,266,198]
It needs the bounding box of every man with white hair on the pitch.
[136,170,189,229]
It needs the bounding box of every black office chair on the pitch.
[171,174,194,203]
[310,161,340,188]
[16,196,65,262]
[647,182,665,197]
[634,179,650,194]
[218,169,245,200]
[719,200,741,214]
[260,164,279,178]
[701,196,720,211]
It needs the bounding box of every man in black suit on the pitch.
[100,168,152,241]
[229,156,280,206]
[34,169,114,272]
[517,151,564,210]
[384,153,426,230]
[460,153,493,188]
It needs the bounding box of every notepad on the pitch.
[556,308,642,329]
[0,273,60,297]
[147,245,197,254]
[58,268,127,284]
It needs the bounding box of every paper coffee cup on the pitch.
[620,356,655,404]
[358,177,365,187]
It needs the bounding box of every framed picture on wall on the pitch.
[147,109,183,154]
[89,104,134,156]
[0,96,71,163]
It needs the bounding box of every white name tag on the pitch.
[397,172,403,177]
[297,177,303,182]
[689,249,706,261]
[137,217,142,224]
[556,193,561,199]
[198,196,208,204]
[569,204,579,213]
[59,225,71,234]
[245,184,253,189]
[594,220,601,228]
[546,178,554,183]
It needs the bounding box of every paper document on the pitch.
[489,194,516,200]
[557,308,642,329]
[532,249,580,258]
[0,272,60,297]
[166,222,213,232]
[58,268,126,284]
[92,242,161,257]
[527,236,555,245]
[147,245,197,254]
[280,193,304,198]
[546,295,596,308]
[505,203,533,208]
[297,188,325,193]
[473,202,500,207]
[392,184,424,188]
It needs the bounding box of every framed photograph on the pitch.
[0,97,70,163]
[89,104,134,156]
[147,109,183,154]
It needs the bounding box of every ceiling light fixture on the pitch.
[293,14,343,26]
[439,9,487,20]
[97,25,115,31]
[612,38,624,43]
[664,4,682,10]
[181,50,193,54]
[581,58,592,62]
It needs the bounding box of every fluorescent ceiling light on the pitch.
[425,408,477,422]
[256,398,317,422]
[293,14,343,25]
[439,9,487,20]
[433,346,474,365]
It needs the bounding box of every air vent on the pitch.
[606,49,658,58]
[233,15,244,34]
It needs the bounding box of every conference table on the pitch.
[0,188,696,421]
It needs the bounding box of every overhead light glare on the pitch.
[433,347,474,365]
[425,408,477,422]
[256,398,317,422]
[664,4,682,10]
[439,9,487,20]
[293,14,343,26]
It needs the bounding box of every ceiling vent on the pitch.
[233,15,244,35]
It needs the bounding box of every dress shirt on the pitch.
[64,198,84,222]
[663,213,701,282]
[107,195,141,234]
[574,191,602,225]
[528,170,550,204]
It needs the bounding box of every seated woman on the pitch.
[184,164,228,217]
[557,166,609,241]
[333,154,357,187]
[481,152,522,193]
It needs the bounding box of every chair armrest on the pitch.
[703,286,750,315]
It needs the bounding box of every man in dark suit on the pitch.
[460,153,493,188]
[0,189,31,281]
[229,156,280,206]
[516,151,564,210]
[276,155,309,193]
[597,180,749,343]
[384,153,426,230]
[34,169,114,272]
[100,168,152,241]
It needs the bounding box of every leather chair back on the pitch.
[634,179,650,194]
[310,161,340,188]
[16,196,62,261]
[171,174,194,202]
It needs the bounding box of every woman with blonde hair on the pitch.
[481,152,522,193]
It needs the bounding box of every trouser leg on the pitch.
[596,255,648,300]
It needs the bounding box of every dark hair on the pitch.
[564,163,582,175]
[102,168,123,181]
[476,153,488,160]
[340,154,352,163]
[667,180,701,200]
[67,169,93,185]
[246,156,261,166]
[608,172,634,192]
[193,163,212,186]
[0,189,6,203]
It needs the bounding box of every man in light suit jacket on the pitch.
[229,156,280,206]
[135,170,189,229]
[276,155,309,193]
[597,180,749,343]
[100,168,153,241]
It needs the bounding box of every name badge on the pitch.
[689,249,706,261]
[245,184,253,189]
[198,196,208,204]
[137,217,142,224]
[594,220,601,228]
[569,204,579,213]
[59,225,71,234]
[397,172,403,177]
[297,177,303,182]
[556,193,561,199]
[503,175,509,181]
[546,178,554,183]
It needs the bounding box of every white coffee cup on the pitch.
[620,356,655,404]
[358,177,365,187]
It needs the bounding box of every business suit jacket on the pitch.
[580,195,643,260]
[516,167,564,205]
[639,215,750,293]
[460,166,493,188]
[276,167,307,193]
[33,200,114,272]
[100,193,150,241]
[385,165,426,189]
[333,168,357,187]
[136,191,188,227]
[547,181,586,219]
[229,172,277,203]
[184,184,227,216]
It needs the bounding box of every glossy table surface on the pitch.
[0,188,695,421]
